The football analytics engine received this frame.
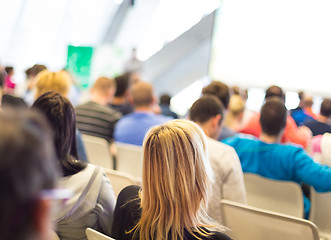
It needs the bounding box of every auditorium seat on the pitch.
[244,173,304,218]
[221,199,319,240]
[115,142,143,179]
[82,135,114,169]
[104,168,140,197]
[86,228,115,240]
[309,188,331,239]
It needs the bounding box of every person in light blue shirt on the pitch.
[114,82,172,146]
[222,97,331,218]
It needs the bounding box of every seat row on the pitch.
[82,134,331,240]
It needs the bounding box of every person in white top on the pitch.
[189,95,247,224]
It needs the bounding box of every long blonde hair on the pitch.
[137,119,217,240]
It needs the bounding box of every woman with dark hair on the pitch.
[32,91,116,240]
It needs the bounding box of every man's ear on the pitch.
[213,114,222,127]
[34,199,53,240]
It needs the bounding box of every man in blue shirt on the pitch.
[114,82,172,146]
[222,97,331,218]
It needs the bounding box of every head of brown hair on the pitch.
[91,77,116,96]
[130,82,154,107]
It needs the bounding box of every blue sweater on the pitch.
[114,112,172,146]
[222,135,331,217]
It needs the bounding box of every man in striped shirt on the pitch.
[76,77,122,145]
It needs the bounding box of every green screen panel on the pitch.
[66,45,94,89]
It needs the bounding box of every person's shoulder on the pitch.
[209,231,233,240]
[94,103,122,116]
[222,133,256,145]
[116,112,135,124]
[276,142,308,158]
[117,185,141,203]
[155,113,173,122]
[208,137,235,153]
[184,229,232,240]
[75,101,91,109]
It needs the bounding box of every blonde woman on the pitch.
[224,94,245,132]
[35,70,70,99]
[111,119,231,240]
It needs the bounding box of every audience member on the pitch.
[109,73,134,115]
[159,93,178,119]
[223,98,331,218]
[304,98,331,136]
[76,77,122,145]
[201,80,236,140]
[303,94,318,119]
[32,92,116,240]
[4,66,16,94]
[25,64,47,90]
[34,70,88,162]
[114,82,172,146]
[0,110,59,240]
[224,94,245,132]
[189,95,246,224]
[291,92,316,126]
[1,94,27,109]
[240,85,312,149]
[111,120,231,240]
[35,70,70,100]
[24,64,47,105]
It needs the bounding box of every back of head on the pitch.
[202,81,230,108]
[228,94,245,116]
[131,82,153,107]
[139,119,215,240]
[26,64,47,78]
[159,94,171,105]
[32,92,86,176]
[2,94,28,109]
[320,98,331,117]
[5,66,14,74]
[265,85,285,102]
[35,70,70,99]
[91,76,116,96]
[114,73,130,97]
[303,94,314,108]
[189,95,224,124]
[260,98,287,136]
[224,95,245,127]
[0,110,58,240]
[298,91,304,101]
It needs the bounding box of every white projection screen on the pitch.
[210,0,331,97]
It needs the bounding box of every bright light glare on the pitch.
[211,0,331,97]
[171,79,205,117]
[139,0,220,60]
